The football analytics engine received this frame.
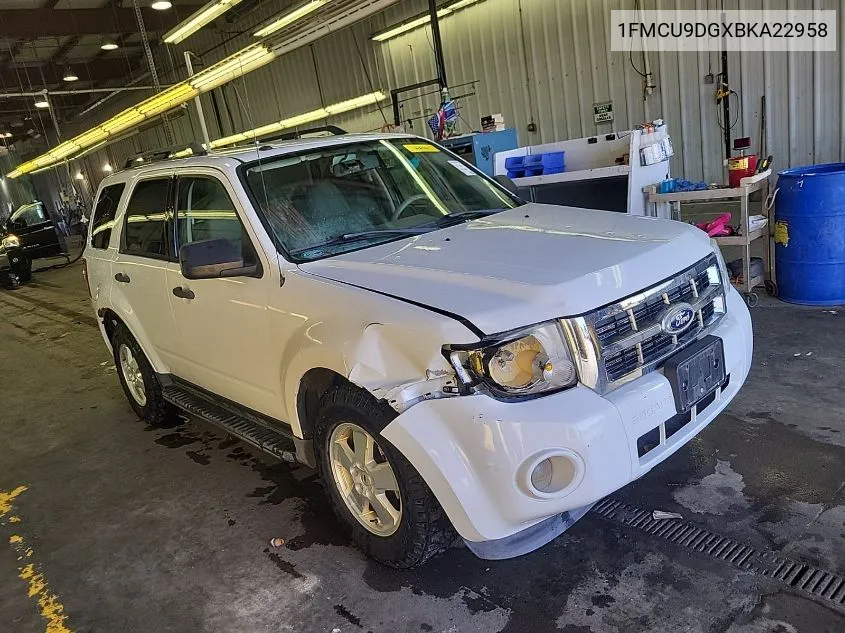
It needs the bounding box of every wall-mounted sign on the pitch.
[593,101,614,124]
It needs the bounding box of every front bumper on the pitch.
[381,287,753,545]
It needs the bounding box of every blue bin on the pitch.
[541,152,565,172]
[504,156,525,171]
[775,163,845,305]
[523,154,544,176]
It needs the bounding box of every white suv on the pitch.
[83,133,753,567]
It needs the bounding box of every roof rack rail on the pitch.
[256,125,347,144]
[124,142,207,169]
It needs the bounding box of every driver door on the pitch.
[164,171,279,417]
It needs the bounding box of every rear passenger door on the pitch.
[111,176,181,368]
[85,182,126,303]
[164,172,277,417]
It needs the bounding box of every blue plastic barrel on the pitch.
[775,163,845,305]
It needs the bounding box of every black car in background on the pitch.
[0,201,64,288]
[5,201,63,259]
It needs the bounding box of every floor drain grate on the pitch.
[592,498,845,609]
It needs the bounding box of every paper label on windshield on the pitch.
[403,143,440,153]
[448,160,476,176]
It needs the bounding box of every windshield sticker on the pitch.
[448,160,476,176]
[403,143,440,153]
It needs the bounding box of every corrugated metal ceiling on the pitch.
[65,0,845,190]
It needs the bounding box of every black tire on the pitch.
[112,322,178,426]
[314,384,455,568]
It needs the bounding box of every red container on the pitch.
[728,154,758,187]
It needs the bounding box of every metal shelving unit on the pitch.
[646,170,773,300]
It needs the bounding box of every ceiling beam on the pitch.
[0,56,143,89]
[0,41,25,65]
[48,36,81,66]
[0,6,206,38]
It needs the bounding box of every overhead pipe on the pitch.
[184,51,211,149]
[0,86,166,98]
[76,71,156,118]
[428,0,448,90]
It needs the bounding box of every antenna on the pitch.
[229,72,287,287]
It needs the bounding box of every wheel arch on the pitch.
[295,367,348,440]
[98,308,168,374]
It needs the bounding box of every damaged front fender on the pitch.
[347,323,460,412]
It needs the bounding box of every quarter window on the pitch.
[90,183,126,249]
[122,178,172,259]
[175,177,257,267]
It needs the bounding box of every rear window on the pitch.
[121,178,172,259]
[90,183,126,249]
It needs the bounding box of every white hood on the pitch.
[299,204,713,335]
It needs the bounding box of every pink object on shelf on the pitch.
[696,213,734,237]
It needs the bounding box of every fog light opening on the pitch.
[531,458,554,492]
[525,452,582,498]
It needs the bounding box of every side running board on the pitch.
[161,384,299,464]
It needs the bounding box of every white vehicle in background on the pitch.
[83,133,753,567]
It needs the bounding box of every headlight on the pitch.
[445,320,578,399]
[1,234,20,250]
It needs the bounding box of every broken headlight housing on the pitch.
[445,320,578,400]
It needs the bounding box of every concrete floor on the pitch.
[1,261,843,633]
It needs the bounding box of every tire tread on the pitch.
[315,384,454,568]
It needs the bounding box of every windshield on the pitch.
[241,138,522,261]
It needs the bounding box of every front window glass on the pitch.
[175,176,257,267]
[242,139,521,261]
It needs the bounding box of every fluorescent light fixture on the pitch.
[188,44,275,90]
[253,0,328,38]
[101,41,119,51]
[151,1,172,10]
[209,90,387,148]
[34,98,50,109]
[163,0,244,45]
[8,41,277,178]
[372,0,484,41]
[63,68,79,82]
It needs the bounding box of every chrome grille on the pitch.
[563,254,727,393]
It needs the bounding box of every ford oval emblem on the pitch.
[661,303,695,335]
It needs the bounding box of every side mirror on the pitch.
[493,174,520,196]
[179,238,260,280]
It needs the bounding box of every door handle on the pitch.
[114,272,130,283]
[172,286,195,300]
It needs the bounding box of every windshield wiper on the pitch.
[290,228,428,256]
[430,209,505,226]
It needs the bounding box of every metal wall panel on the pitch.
[69,0,844,191]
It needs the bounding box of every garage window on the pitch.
[90,183,126,249]
[121,178,173,260]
